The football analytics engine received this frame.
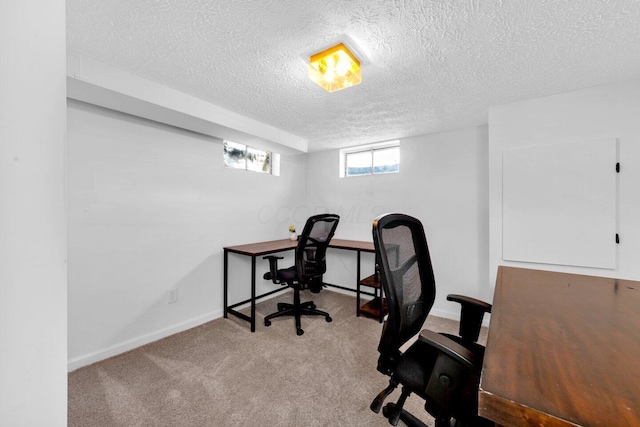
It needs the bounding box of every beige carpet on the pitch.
[69,290,486,426]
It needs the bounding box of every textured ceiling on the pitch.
[66,0,640,152]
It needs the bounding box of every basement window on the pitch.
[340,141,400,177]
[224,140,277,175]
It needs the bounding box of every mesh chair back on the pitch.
[296,214,340,280]
[373,213,436,371]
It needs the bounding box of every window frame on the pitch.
[223,140,274,175]
[340,140,400,178]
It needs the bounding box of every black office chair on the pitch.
[263,214,340,336]
[370,213,493,427]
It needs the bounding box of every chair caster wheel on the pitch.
[296,328,304,336]
[326,316,332,322]
[265,320,271,327]
[382,405,391,419]
[310,303,316,309]
[383,404,401,426]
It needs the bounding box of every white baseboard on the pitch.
[68,292,490,372]
[67,309,223,372]
[330,287,492,327]
[429,307,460,321]
[430,307,491,327]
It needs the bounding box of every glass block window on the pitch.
[224,140,272,174]
[342,141,399,177]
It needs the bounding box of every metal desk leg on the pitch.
[356,249,361,317]
[251,255,256,332]
[378,286,384,323]
[224,249,228,318]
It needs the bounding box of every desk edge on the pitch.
[479,389,582,427]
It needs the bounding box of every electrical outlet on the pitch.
[168,288,178,304]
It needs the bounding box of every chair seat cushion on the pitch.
[276,265,298,283]
[394,340,437,398]
[263,265,298,283]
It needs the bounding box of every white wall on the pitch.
[71,77,640,369]
[67,100,306,369]
[0,1,67,425]
[489,78,640,284]
[305,126,491,318]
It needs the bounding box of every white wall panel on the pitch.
[502,138,618,269]
[67,100,305,369]
[0,1,67,425]
[305,127,491,319]
[489,79,640,284]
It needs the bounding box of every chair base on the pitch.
[383,403,479,427]
[264,288,332,335]
[382,403,431,427]
[373,382,489,427]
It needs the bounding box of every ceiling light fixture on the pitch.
[308,43,361,93]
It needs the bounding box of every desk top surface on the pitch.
[479,266,640,427]
[224,238,374,256]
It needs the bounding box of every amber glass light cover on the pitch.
[308,43,361,92]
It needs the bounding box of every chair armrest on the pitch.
[418,330,480,372]
[446,294,492,313]
[447,294,492,343]
[263,255,284,283]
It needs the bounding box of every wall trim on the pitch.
[68,309,223,372]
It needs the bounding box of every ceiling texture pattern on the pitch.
[67,0,640,152]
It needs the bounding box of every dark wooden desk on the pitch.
[223,238,374,332]
[479,266,640,427]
